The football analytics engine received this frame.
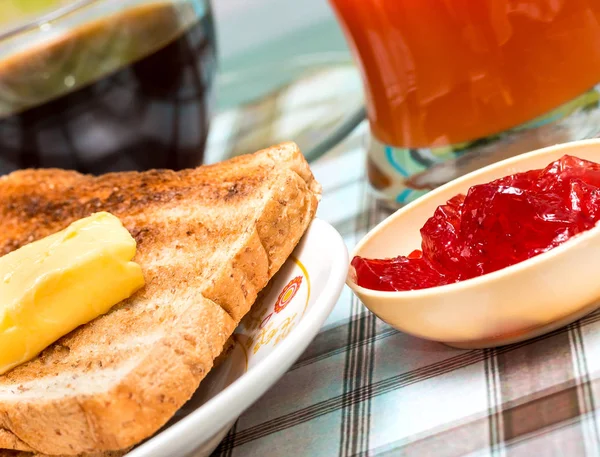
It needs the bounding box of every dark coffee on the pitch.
[0,1,215,174]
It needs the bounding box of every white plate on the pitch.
[125,218,348,457]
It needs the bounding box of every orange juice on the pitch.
[330,0,600,149]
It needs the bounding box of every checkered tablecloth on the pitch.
[207,115,600,457]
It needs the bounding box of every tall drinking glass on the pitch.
[329,0,600,204]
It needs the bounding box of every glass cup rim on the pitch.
[0,0,101,41]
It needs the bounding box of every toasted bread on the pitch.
[0,142,320,455]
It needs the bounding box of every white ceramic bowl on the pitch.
[123,218,348,457]
[348,139,600,349]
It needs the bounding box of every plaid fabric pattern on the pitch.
[206,120,600,456]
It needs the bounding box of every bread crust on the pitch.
[0,143,320,455]
[0,449,128,457]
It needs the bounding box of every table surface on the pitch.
[205,112,600,456]
[208,16,600,457]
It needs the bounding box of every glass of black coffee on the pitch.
[0,0,216,174]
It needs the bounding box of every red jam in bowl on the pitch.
[352,155,600,292]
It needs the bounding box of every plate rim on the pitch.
[208,51,366,164]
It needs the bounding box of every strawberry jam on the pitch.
[352,155,600,291]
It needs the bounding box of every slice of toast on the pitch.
[0,142,321,456]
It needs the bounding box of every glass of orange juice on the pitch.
[329,0,600,204]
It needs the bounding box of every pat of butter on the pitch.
[0,212,145,375]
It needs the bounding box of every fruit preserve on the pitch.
[352,155,600,291]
